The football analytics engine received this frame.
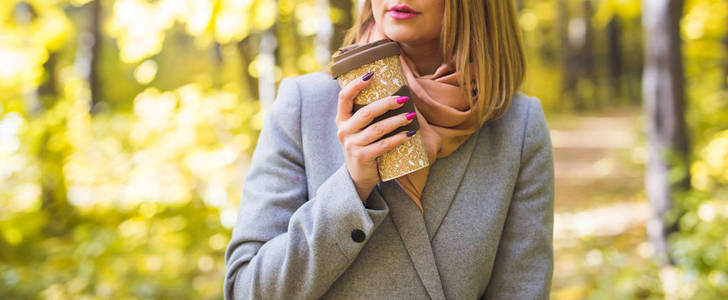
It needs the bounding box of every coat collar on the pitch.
[376,127,481,300]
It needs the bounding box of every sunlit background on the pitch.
[0,0,726,299]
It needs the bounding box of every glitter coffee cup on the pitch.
[330,38,429,181]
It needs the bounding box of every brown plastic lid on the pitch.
[330,39,401,78]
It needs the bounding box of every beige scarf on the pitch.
[359,23,484,213]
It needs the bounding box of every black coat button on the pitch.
[351,229,366,243]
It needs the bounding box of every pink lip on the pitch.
[388,5,420,20]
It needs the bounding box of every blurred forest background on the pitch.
[0,0,726,299]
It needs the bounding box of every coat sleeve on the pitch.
[482,97,555,299]
[223,77,391,300]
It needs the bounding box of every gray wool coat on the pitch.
[224,72,555,300]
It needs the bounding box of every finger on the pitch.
[360,129,415,159]
[337,71,375,123]
[339,94,405,139]
[353,111,416,146]
[349,95,410,133]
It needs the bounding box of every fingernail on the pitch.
[396,96,409,104]
[406,129,417,137]
[405,112,416,120]
[362,71,374,81]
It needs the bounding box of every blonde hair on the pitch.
[341,0,526,123]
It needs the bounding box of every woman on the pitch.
[224,0,554,299]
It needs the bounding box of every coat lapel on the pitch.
[380,180,447,300]
[421,128,481,239]
[376,127,480,300]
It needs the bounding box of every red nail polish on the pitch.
[396,96,409,104]
[406,112,416,120]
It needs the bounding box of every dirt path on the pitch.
[546,108,651,299]
[548,109,646,212]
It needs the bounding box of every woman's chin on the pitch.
[382,31,422,44]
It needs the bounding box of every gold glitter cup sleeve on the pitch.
[330,39,430,182]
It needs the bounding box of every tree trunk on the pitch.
[562,0,597,111]
[14,1,41,114]
[75,0,102,113]
[39,52,58,99]
[559,0,577,109]
[330,0,354,52]
[641,0,690,268]
[13,2,72,233]
[580,0,597,109]
[606,15,623,105]
[237,37,260,101]
[37,52,59,112]
[88,0,101,112]
[724,6,728,90]
[211,41,224,87]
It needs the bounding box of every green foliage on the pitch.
[668,128,728,299]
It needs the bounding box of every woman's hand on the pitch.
[335,71,417,202]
